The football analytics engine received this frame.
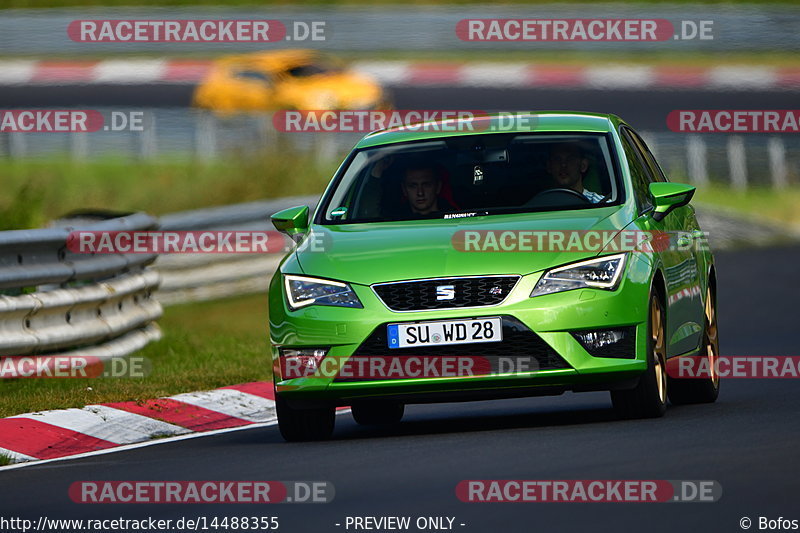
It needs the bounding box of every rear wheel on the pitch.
[668,285,720,404]
[276,393,335,442]
[611,294,668,419]
[351,401,405,425]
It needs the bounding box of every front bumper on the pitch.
[269,255,654,407]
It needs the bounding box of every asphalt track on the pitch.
[2,245,799,532]
[3,84,800,131]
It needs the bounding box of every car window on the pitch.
[318,133,622,224]
[627,128,668,183]
[619,127,654,214]
[232,69,273,85]
[286,63,332,77]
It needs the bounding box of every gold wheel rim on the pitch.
[651,299,667,404]
[705,288,720,388]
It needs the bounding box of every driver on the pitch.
[401,164,443,216]
[544,143,603,203]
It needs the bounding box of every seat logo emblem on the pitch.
[436,285,456,301]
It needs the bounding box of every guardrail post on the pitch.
[70,132,89,161]
[687,135,708,186]
[140,111,157,160]
[256,113,275,151]
[195,113,217,161]
[727,136,748,190]
[8,132,27,158]
[314,134,338,164]
[767,137,788,189]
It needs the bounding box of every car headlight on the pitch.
[284,275,363,310]
[530,253,627,297]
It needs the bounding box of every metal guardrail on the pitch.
[155,195,318,305]
[0,194,316,366]
[0,213,163,361]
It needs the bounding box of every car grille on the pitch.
[335,316,570,382]
[372,276,519,312]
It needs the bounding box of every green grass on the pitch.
[0,152,337,230]
[0,293,271,418]
[694,185,800,228]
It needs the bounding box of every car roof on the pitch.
[216,49,322,71]
[355,112,625,149]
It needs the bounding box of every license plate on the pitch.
[387,317,503,349]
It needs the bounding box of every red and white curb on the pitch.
[0,59,798,90]
[0,381,279,466]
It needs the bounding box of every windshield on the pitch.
[319,133,622,224]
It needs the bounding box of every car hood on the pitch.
[294,207,630,286]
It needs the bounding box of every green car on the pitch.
[269,112,719,441]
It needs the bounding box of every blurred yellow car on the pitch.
[192,49,389,113]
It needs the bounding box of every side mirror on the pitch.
[649,182,695,222]
[271,205,309,238]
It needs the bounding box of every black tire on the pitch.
[351,401,405,426]
[668,285,720,405]
[611,294,668,419]
[276,393,335,442]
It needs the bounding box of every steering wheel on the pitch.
[526,188,592,207]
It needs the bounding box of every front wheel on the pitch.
[276,393,335,442]
[611,294,668,419]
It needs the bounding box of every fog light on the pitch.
[571,327,636,358]
[279,348,329,378]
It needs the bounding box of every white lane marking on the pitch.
[11,405,190,444]
[707,66,778,89]
[168,389,276,423]
[93,59,166,83]
[0,60,37,84]
[351,61,411,84]
[462,64,530,87]
[585,65,654,88]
